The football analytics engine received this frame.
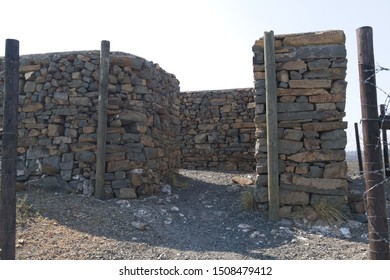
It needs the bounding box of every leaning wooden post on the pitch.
[354,122,364,174]
[380,105,390,177]
[0,39,19,260]
[357,26,389,259]
[95,40,110,200]
[264,31,279,221]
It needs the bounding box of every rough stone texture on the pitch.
[253,30,348,212]
[179,88,255,171]
[0,51,180,198]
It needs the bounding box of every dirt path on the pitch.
[14,170,376,260]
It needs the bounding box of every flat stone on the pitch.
[277,88,329,97]
[24,81,36,93]
[194,133,207,144]
[69,97,92,107]
[78,134,97,143]
[119,111,147,124]
[19,64,41,73]
[278,102,314,112]
[112,180,130,189]
[42,156,60,175]
[295,163,310,174]
[52,108,79,115]
[76,151,96,162]
[309,93,345,103]
[303,138,321,151]
[107,160,131,172]
[70,143,97,152]
[22,103,43,112]
[282,60,307,71]
[53,92,69,105]
[26,147,48,160]
[298,44,346,59]
[37,176,69,192]
[280,189,310,206]
[321,139,347,150]
[302,121,348,132]
[292,174,348,191]
[60,161,74,171]
[288,150,345,162]
[61,170,72,181]
[129,173,143,187]
[323,161,348,179]
[47,124,60,137]
[198,124,216,131]
[303,68,346,80]
[144,147,158,159]
[140,135,154,147]
[68,80,86,88]
[210,98,226,106]
[331,80,348,94]
[283,129,303,141]
[289,79,332,89]
[232,176,254,186]
[282,30,345,46]
[53,136,72,145]
[279,139,303,155]
[308,59,332,70]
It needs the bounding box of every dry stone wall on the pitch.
[179,88,256,171]
[0,51,180,198]
[252,30,349,215]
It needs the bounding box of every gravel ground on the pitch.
[14,169,382,260]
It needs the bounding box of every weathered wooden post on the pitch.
[354,122,364,174]
[95,40,110,200]
[264,31,279,221]
[357,26,389,259]
[0,39,19,260]
[380,105,389,177]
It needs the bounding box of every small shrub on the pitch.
[16,195,36,226]
[241,190,257,210]
[312,199,349,225]
[166,171,189,189]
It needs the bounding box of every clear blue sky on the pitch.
[1,0,390,151]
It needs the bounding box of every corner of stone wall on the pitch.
[253,30,349,218]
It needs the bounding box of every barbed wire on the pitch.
[357,64,390,244]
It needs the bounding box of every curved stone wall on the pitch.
[0,51,181,198]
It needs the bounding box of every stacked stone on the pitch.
[0,51,180,198]
[252,30,348,214]
[179,88,256,171]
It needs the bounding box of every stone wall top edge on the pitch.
[0,50,144,60]
[253,29,345,48]
[0,50,178,80]
[180,87,253,95]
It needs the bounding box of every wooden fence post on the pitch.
[0,39,19,260]
[357,26,389,259]
[264,31,279,221]
[95,40,110,200]
[380,105,390,177]
[354,122,364,174]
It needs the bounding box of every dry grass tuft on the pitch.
[166,171,189,189]
[241,190,257,210]
[312,199,349,225]
[16,195,37,226]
